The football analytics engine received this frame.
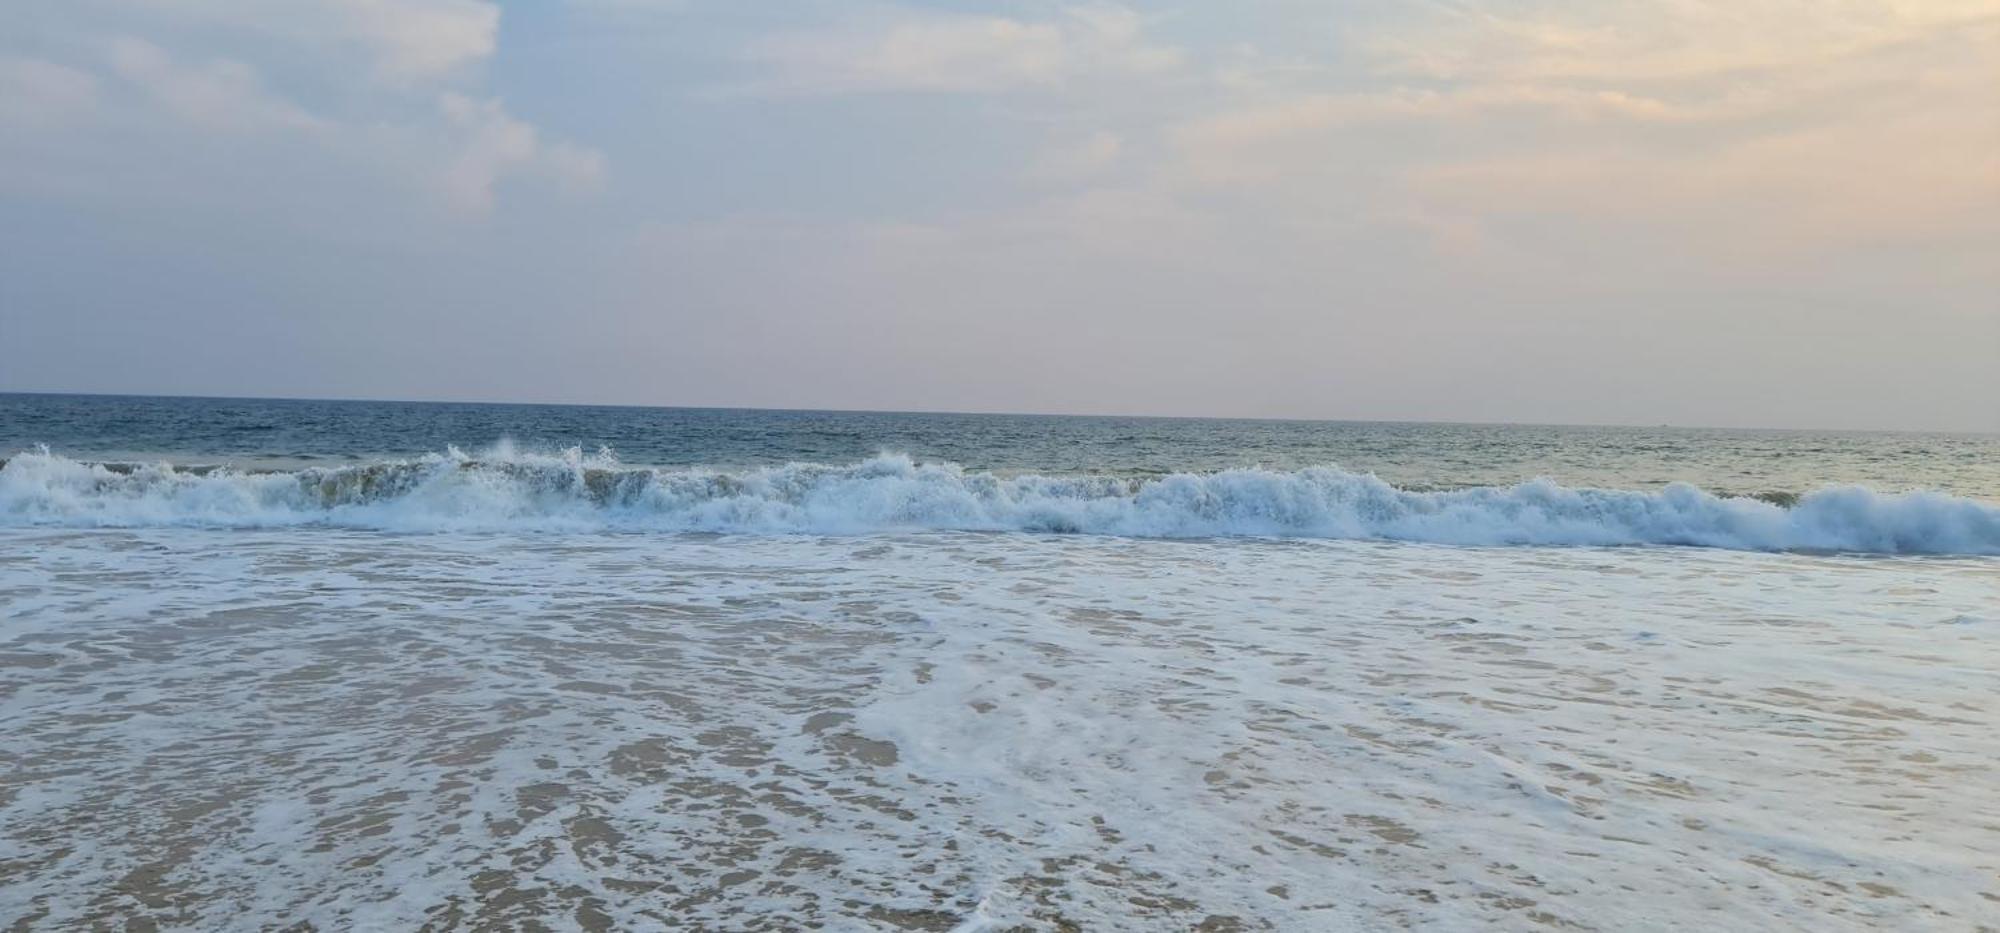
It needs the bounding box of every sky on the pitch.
[1,1,1995,431]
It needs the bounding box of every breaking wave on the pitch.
[2,447,1997,554]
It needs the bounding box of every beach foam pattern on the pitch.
[2,529,1996,929]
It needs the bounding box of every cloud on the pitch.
[437,93,606,214]
[1,2,599,217]
[1165,84,1709,188]
[335,0,500,80]
[0,57,99,127]
[1367,0,2000,84]
[741,4,1180,94]
[123,0,500,81]
[105,38,324,133]
[1031,130,1123,181]
[1158,1,2000,257]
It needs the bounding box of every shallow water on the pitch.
[4,529,1996,930]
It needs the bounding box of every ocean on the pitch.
[3,393,1997,930]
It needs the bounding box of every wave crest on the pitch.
[2,447,1996,553]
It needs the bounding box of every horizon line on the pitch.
[4,388,1995,437]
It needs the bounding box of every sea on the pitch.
[2,392,1998,930]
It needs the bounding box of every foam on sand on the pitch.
[2,529,1995,928]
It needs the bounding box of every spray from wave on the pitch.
[2,446,1996,554]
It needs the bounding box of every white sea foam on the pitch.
[2,446,1996,553]
[4,529,1997,929]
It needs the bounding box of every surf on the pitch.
[3,446,1996,554]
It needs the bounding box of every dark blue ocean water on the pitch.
[4,392,1996,498]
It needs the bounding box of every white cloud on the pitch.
[1159,1,2000,255]
[1367,0,2000,84]
[0,56,100,127]
[105,38,324,133]
[334,0,500,80]
[742,4,1180,94]
[437,93,606,214]
[1031,130,1123,180]
[1165,84,1709,187]
[0,2,600,218]
[125,0,500,81]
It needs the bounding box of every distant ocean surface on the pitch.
[3,393,1998,929]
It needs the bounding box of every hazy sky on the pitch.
[2,1,1995,430]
